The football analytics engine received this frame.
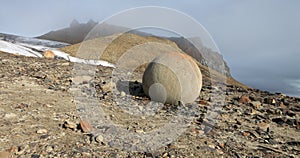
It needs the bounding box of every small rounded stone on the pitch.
[120,91,126,97]
[95,135,104,143]
[142,52,202,105]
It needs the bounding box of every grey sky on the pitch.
[1,0,299,97]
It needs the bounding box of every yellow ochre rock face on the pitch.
[142,52,202,105]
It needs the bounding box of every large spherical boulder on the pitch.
[142,52,202,105]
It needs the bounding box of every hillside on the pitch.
[38,21,231,76]
[37,20,127,44]
[60,33,245,89]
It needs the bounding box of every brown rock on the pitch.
[279,102,286,108]
[198,100,208,105]
[218,142,225,148]
[242,131,250,137]
[8,146,17,153]
[257,122,269,131]
[43,50,55,59]
[239,95,251,104]
[80,120,93,133]
[81,152,91,157]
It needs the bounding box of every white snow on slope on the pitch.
[15,36,69,48]
[17,42,50,51]
[51,50,115,67]
[0,40,43,57]
[0,40,115,68]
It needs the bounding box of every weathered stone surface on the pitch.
[36,129,48,134]
[43,50,55,59]
[250,101,262,109]
[142,52,202,105]
[239,95,251,104]
[80,120,93,133]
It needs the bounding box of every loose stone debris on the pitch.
[0,52,299,157]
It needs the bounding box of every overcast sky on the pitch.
[1,0,299,97]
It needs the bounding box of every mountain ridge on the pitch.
[37,20,232,77]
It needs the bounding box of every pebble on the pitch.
[250,101,262,109]
[63,120,77,130]
[208,144,215,149]
[81,152,91,157]
[102,81,116,92]
[265,98,276,105]
[138,106,143,111]
[242,131,250,137]
[95,135,104,143]
[218,142,225,148]
[3,113,17,119]
[239,95,251,104]
[61,62,70,66]
[162,152,168,158]
[198,100,209,105]
[257,122,269,132]
[36,129,48,134]
[279,102,286,108]
[120,91,126,97]
[135,129,144,134]
[45,145,53,152]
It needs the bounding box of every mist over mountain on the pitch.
[38,20,128,44]
[38,20,231,77]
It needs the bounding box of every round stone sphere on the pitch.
[142,52,202,105]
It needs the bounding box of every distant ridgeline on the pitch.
[37,20,231,77]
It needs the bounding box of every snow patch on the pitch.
[0,40,42,57]
[15,36,69,48]
[0,39,115,68]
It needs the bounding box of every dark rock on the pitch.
[286,141,300,146]
[290,105,300,112]
[272,117,286,125]
[284,110,296,117]
[280,98,289,106]
[286,119,296,126]
[264,97,276,105]
[31,154,40,158]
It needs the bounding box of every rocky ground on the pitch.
[0,51,299,158]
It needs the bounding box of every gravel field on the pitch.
[0,52,299,157]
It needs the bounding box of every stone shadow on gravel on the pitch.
[116,80,145,97]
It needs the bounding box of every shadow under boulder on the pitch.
[116,80,145,97]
